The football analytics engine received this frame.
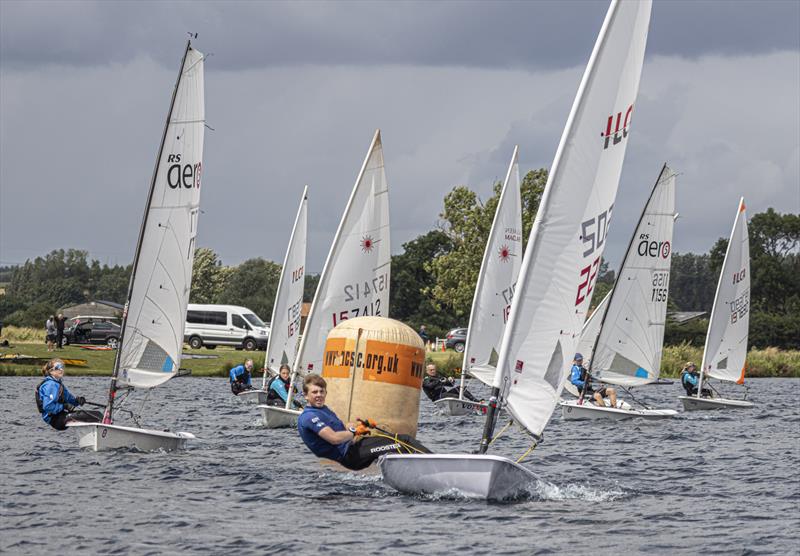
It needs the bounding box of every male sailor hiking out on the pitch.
[297,374,431,470]
[36,359,102,431]
[229,359,254,395]
[422,363,479,403]
[266,364,303,408]
[569,353,618,408]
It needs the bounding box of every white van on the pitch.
[184,304,270,351]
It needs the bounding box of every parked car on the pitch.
[62,318,121,348]
[445,327,467,352]
[184,303,270,351]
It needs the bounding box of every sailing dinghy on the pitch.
[679,198,753,410]
[435,147,522,416]
[277,130,390,423]
[560,164,678,420]
[380,0,652,500]
[68,41,205,451]
[253,187,308,426]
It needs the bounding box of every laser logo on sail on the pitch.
[602,104,634,149]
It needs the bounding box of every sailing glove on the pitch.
[354,424,371,436]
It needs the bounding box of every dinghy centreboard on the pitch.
[680,198,753,410]
[68,41,205,451]
[435,147,522,416]
[380,0,652,500]
[560,164,679,420]
[253,187,308,426]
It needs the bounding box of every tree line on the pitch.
[1,172,796,349]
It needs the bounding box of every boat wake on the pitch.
[532,480,626,502]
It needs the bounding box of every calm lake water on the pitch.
[2,376,798,555]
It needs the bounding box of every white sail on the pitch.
[590,165,676,386]
[702,198,750,384]
[265,186,308,375]
[494,0,652,437]
[464,146,523,387]
[117,45,205,389]
[295,130,390,374]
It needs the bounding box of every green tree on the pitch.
[218,258,281,320]
[190,248,228,304]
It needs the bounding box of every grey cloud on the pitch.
[1,1,798,71]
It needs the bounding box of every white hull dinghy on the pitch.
[433,397,488,416]
[78,41,206,452]
[255,188,309,428]
[560,164,679,420]
[237,389,270,405]
[678,396,753,411]
[379,454,536,501]
[69,422,195,452]
[681,198,753,411]
[381,0,652,501]
[443,148,523,417]
[560,398,677,420]
[257,405,301,428]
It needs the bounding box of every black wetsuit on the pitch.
[422,375,478,402]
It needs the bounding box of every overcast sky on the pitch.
[2,0,798,273]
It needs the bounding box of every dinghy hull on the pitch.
[678,396,754,411]
[67,422,194,452]
[432,397,488,416]
[236,389,269,405]
[257,405,301,428]
[379,453,536,501]
[559,399,677,420]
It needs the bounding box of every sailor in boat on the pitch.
[569,353,618,407]
[266,364,303,408]
[680,362,712,398]
[229,359,255,395]
[422,363,479,403]
[297,374,431,470]
[35,359,101,431]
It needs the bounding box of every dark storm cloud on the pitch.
[2,0,798,71]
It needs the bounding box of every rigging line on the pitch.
[619,385,651,410]
[516,440,538,464]
[170,118,205,125]
[488,420,513,446]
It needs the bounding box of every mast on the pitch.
[586,163,669,377]
[102,40,193,424]
[698,197,745,398]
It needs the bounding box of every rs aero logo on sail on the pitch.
[602,104,634,150]
[166,154,202,189]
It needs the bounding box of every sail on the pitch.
[590,165,676,386]
[494,0,652,437]
[265,187,308,375]
[295,130,390,374]
[117,44,205,389]
[563,290,611,397]
[464,146,523,387]
[702,198,750,384]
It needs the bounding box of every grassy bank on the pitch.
[2,339,797,378]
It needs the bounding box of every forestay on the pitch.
[464,146,523,387]
[117,45,205,389]
[265,187,308,375]
[590,165,676,387]
[494,0,652,437]
[703,198,750,384]
[295,130,390,374]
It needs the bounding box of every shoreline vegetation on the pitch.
[1,326,797,378]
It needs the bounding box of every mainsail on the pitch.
[264,186,308,376]
[114,42,205,391]
[702,198,750,384]
[589,165,676,386]
[487,0,652,440]
[464,146,523,387]
[295,130,390,375]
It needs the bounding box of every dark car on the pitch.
[63,319,121,348]
[445,327,467,352]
